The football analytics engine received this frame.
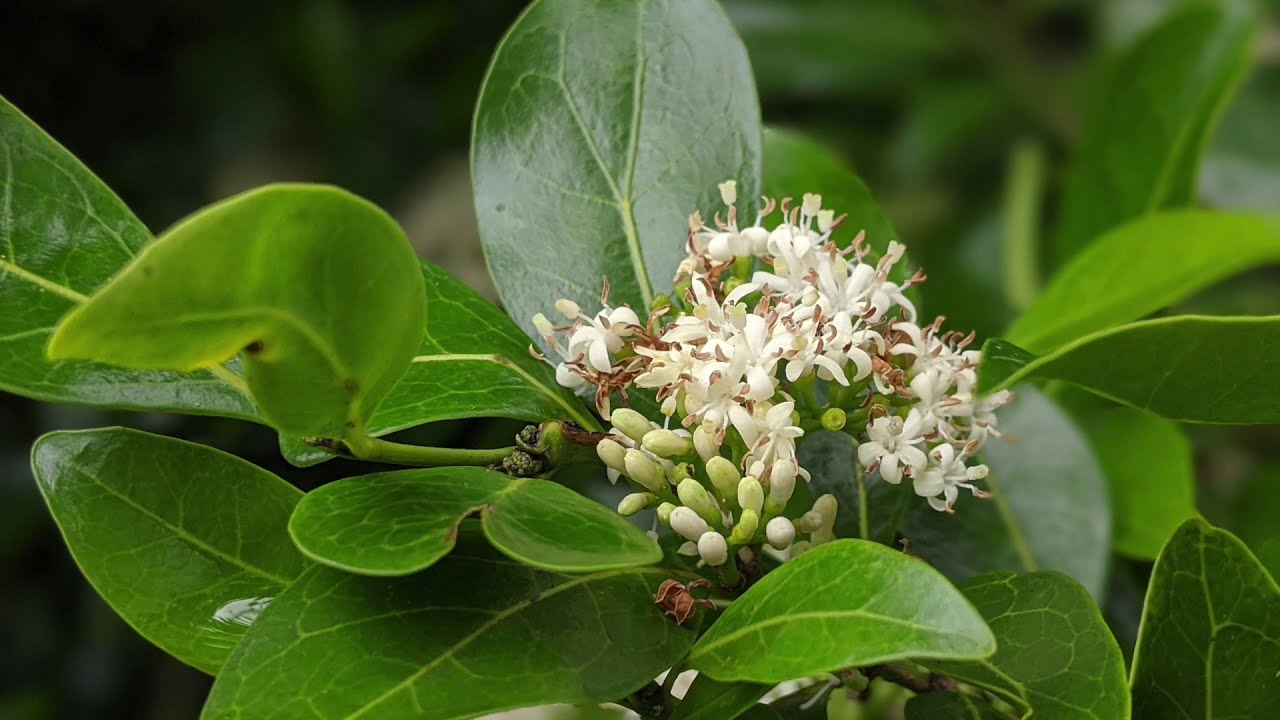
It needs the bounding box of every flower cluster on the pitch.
[533,181,1010,568]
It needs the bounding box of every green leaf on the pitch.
[30,428,308,675]
[901,387,1111,598]
[1202,66,1280,211]
[1130,518,1280,719]
[980,315,1280,424]
[288,466,660,575]
[1052,1,1257,265]
[201,538,698,719]
[688,539,994,683]
[0,94,254,419]
[1010,212,1280,353]
[281,260,598,466]
[1054,389,1196,560]
[670,676,772,720]
[904,694,1006,720]
[473,0,762,337]
[762,127,897,251]
[925,572,1131,720]
[47,184,426,438]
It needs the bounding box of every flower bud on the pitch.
[642,429,692,459]
[656,502,676,526]
[624,449,665,493]
[698,531,729,566]
[706,456,741,502]
[737,476,764,514]
[796,511,824,534]
[820,407,847,431]
[693,424,720,461]
[769,460,797,504]
[677,479,721,526]
[730,509,759,545]
[596,438,627,473]
[765,516,796,550]
[810,494,838,545]
[617,492,655,517]
[670,506,711,542]
[611,408,653,443]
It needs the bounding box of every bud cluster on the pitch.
[533,182,1011,565]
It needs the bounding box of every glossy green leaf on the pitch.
[48,184,426,438]
[902,387,1111,598]
[288,466,660,575]
[926,572,1130,720]
[201,538,698,720]
[981,315,1280,424]
[30,428,308,675]
[281,260,598,466]
[670,676,772,720]
[688,539,994,683]
[0,94,254,419]
[1055,389,1196,560]
[1130,518,1280,719]
[904,694,1006,720]
[1052,1,1257,265]
[473,0,762,338]
[762,127,896,250]
[1010,212,1280,353]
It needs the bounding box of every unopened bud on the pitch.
[596,438,627,473]
[656,502,676,526]
[796,511,824,534]
[670,506,711,541]
[698,531,729,566]
[769,460,797,504]
[765,516,796,550]
[618,493,655,516]
[810,494,838,545]
[624,449,665,493]
[737,476,764,514]
[611,408,653,443]
[820,407,847,431]
[643,429,692,459]
[677,479,721,526]
[706,456,741,501]
[730,509,759,545]
[693,424,720,461]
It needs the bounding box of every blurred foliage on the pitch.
[1,0,1277,717]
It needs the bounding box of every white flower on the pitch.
[856,410,928,484]
[913,443,990,513]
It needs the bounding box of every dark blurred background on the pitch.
[1,1,1277,718]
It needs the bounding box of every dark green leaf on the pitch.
[688,539,994,683]
[473,0,762,337]
[1130,518,1280,719]
[281,261,598,466]
[1054,389,1196,560]
[0,94,254,419]
[670,676,772,720]
[1010,212,1280,353]
[1202,66,1280,211]
[980,316,1280,424]
[30,428,308,674]
[48,184,426,438]
[288,466,660,575]
[902,387,1110,597]
[904,694,1006,720]
[201,539,697,719]
[1052,1,1257,265]
[925,572,1130,720]
[762,127,896,252]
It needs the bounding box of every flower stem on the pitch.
[854,458,870,541]
[342,435,515,467]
